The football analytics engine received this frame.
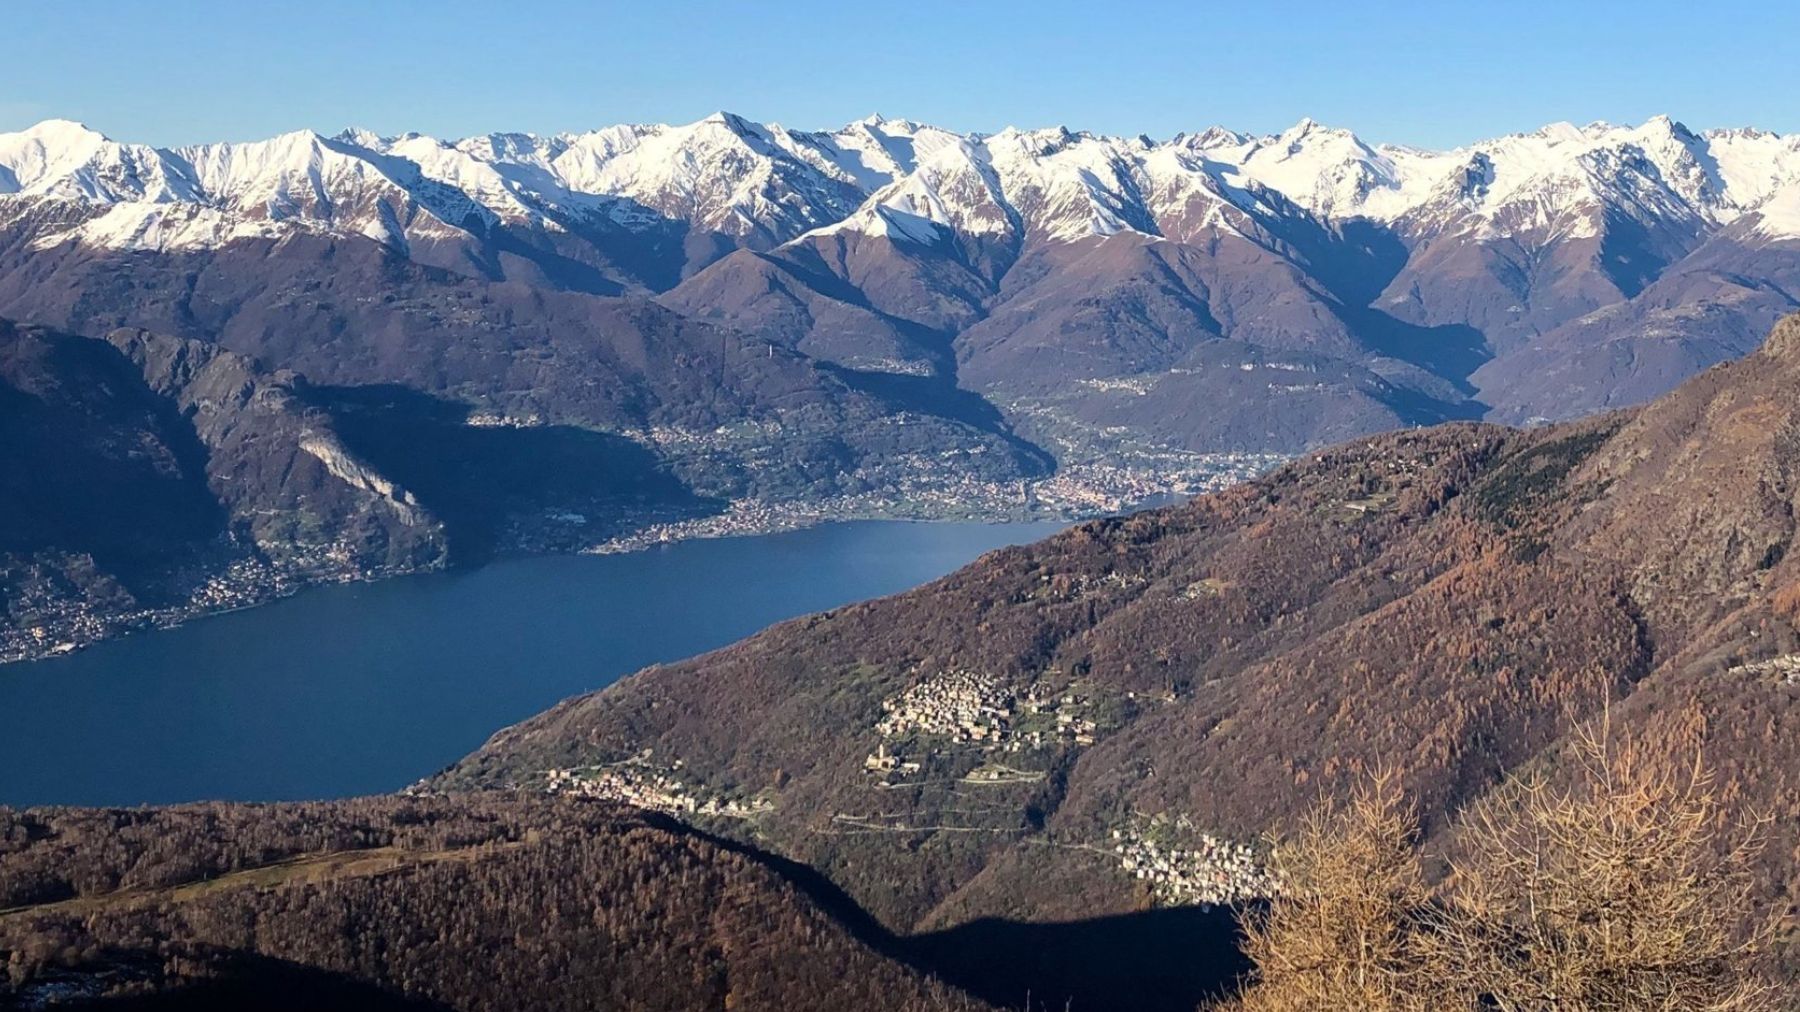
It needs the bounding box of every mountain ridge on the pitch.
[0,796,1004,1012]
[6,111,1798,447]
[9,113,1797,251]
[8,111,1800,659]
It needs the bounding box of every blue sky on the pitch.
[5,0,1797,148]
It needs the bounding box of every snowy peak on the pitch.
[0,119,200,204]
[469,113,870,240]
[819,137,1013,245]
[0,119,109,181]
[1222,120,1406,220]
[1170,114,1800,245]
[175,129,486,247]
[792,112,1800,264]
[776,115,960,192]
[6,113,1800,265]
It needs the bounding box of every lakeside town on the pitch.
[1,451,1281,665]
[585,452,1280,555]
[0,547,427,666]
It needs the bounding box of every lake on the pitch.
[0,519,1066,808]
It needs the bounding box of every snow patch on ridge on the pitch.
[29,202,294,252]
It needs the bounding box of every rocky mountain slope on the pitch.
[0,321,446,660]
[440,315,1800,968]
[0,796,996,1012]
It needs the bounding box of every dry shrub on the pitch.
[1769,580,1800,623]
[1434,725,1778,1012]
[1220,727,1779,1012]
[1227,772,1444,1012]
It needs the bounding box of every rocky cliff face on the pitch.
[104,327,444,563]
[0,321,447,661]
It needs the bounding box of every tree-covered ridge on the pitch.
[0,796,992,1012]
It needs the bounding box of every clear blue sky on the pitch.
[5,0,1797,148]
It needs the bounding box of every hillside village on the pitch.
[1109,819,1282,907]
[863,669,1110,784]
[541,752,771,819]
[1727,652,1800,684]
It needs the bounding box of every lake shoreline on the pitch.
[4,454,1281,668]
[3,504,1062,669]
[3,497,1147,669]
[0,519,1073,807]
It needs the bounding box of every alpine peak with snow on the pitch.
[5,111,1798,445]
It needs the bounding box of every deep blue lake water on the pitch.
[0,519,1065,808]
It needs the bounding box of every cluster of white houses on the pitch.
[1727,652,1800,685]
[1111,826,1281,907]
[543,757,770,819]
[0,550,360,664]
[863,670,1104,782]
[1018,686,1101,747]
[874,669,1017,744]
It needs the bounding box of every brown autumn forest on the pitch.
[443,317,1800,979]
[0,797,991,1012]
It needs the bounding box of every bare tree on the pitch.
[1226,772,1451,1012]
[1433,723,1778,1012]
[1220,723,1778,1012]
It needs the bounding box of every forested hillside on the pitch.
[443,315,1800,968]
[0,797,992,1012]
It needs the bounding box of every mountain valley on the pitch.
[14,0,1800,1001]
[17,311,1800,1011]
[6,113,1800,658]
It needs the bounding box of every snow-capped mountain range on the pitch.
[4,111,1800,449]
[4,112,1798,257]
